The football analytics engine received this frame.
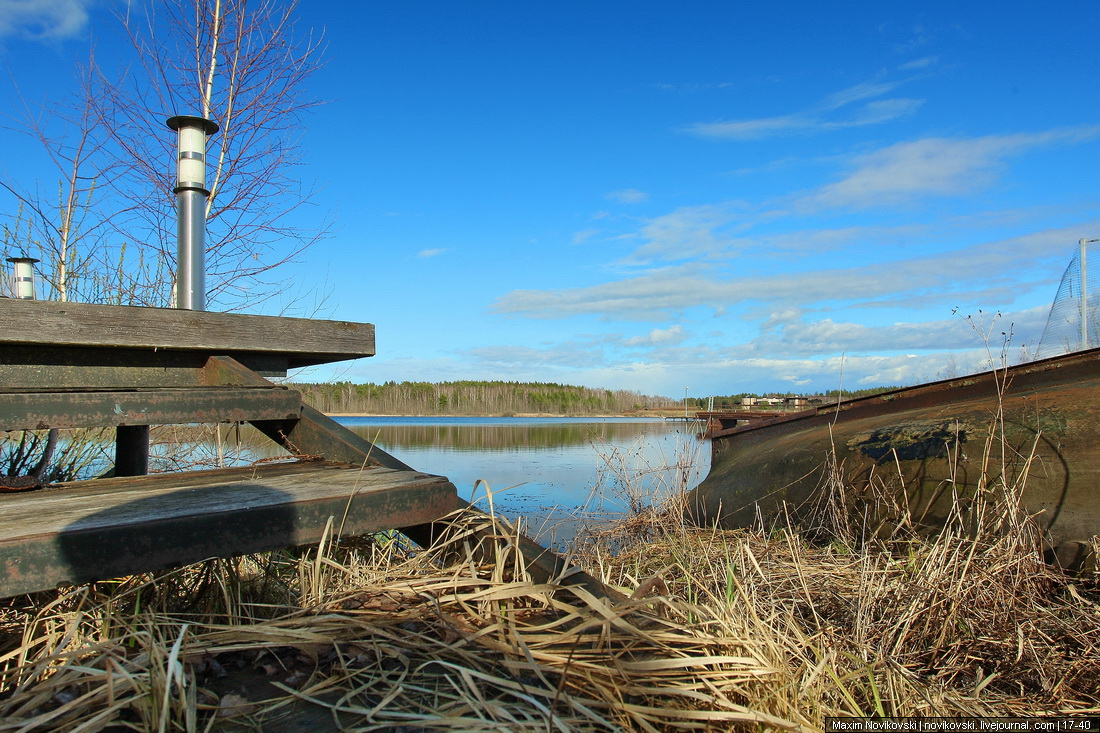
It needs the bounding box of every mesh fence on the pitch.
[1037,239,1100,358]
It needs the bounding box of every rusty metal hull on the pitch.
[689,348,1100,547]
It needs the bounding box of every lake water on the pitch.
[333,416,710,544]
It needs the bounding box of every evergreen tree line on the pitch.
[294,380,679,416]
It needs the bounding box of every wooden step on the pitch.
[0,461,461,597]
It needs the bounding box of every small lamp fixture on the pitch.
[6,257,40,299]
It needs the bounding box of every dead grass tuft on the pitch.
[0,511,802,731]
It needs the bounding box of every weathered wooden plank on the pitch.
[0,388,303,429]
[0,299,375,368]
[0,461,462,597]
[0,352,296,390]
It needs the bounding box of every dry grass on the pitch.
[0,511,802,732]
[582,520,1099,722]
[1,424,1098,730]
[571,412,1100,724]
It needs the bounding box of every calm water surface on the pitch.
[334,417,710,539]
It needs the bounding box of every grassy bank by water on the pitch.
[1,454,1097,730]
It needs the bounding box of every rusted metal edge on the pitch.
[707,347,1100,441]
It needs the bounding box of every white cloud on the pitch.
[899,56,938,70]
[820,81,901,109]
[805,127,1100,209]
[652,81,734,94]
[491,223,1091,321]
[748,307,1049,357]
[756,225,925,255]
[464,341,610,370]
[624,203,747,263]
[623,325,688,347]
[688,113,807,141]
[685,79,923,140]
[0,0,89,40]
[847,98,924,125]
[606,188,649,204]
[571,228,599,245]
[417,248,448,258]
[341,325,1025,398]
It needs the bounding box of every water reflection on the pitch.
[335,417,710,545]
[339,416,681,451]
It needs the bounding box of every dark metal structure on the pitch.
[690,347,1100,562]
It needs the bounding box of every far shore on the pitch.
[323,408,694,419]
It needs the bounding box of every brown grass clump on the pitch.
[0,512,802,732]
[572,438,1100,724]
[585,521,1100,722]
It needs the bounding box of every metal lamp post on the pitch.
[114,116,218,478]
[166,115,219,311]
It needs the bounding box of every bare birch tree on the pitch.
[1,0,327,481]
[2,0,326,310]
[99,0,328,309]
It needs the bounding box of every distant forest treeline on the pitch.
[294,380,902,416]
[295,380,679,416]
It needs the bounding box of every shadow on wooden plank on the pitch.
[0,462,460,597]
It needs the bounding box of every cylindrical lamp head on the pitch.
[6,257,39,299]
[166,115,220,194]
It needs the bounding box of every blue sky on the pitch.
[2,1,1099,399]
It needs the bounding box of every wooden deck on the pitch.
[0,299,439,597]
[0,298,613,600]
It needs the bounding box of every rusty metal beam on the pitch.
[692,346,1100,547]
[251,405,414,471]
